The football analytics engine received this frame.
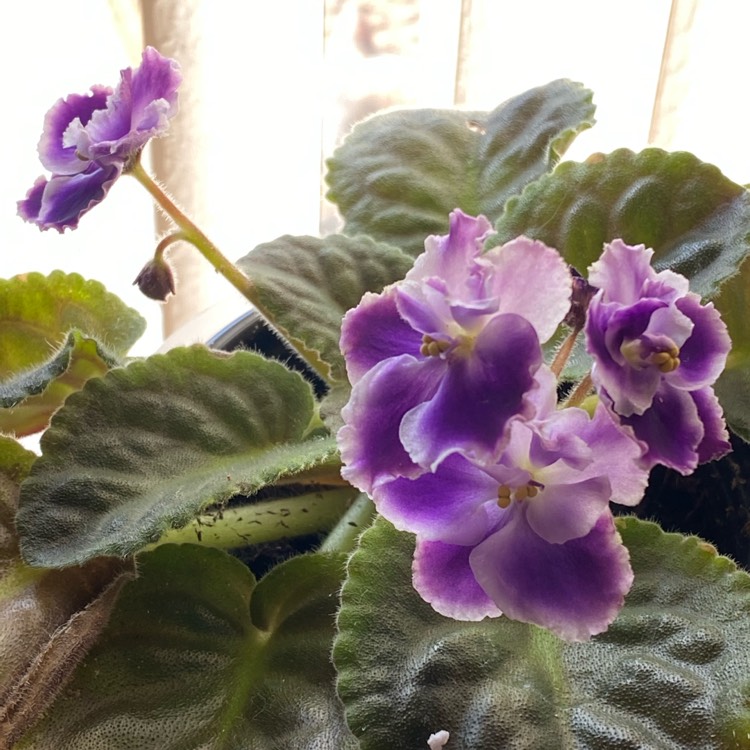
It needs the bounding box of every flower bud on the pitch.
[133,256,176,301]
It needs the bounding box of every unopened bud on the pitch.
[133,256,175,301]
[564,267,597,329]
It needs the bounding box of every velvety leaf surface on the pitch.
[494,148,750,301]
[0,436,133,747]
[0,271,145,377]
[334,516,750,750]
[19,545,357,750]
[0,330,119,437]
[326,79,595,257]
[16,346,340,567]
[237,233,413,383]
[713,256,750,441]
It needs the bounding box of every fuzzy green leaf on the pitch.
[237,233,413,383]
[494,148,750,301]
[18,545,357,750]
[17,346,341,567]
[334,517,750,749]
[0,436,133,747]
[0,330,119,437]
[326,79,595,257]
[0,271,145,378]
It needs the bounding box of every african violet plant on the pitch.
[2,46,750,749]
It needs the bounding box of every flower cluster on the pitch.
[18,47,181,232]
[338,210,731,640]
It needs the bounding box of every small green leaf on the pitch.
[0,271,145,378]
[495,148,750,301]
[18,545,357,750]
[326,79,595,256]
[0,330,119,437]
[237,233,413,383]
[334,516,750,749]
[17,346,341,567]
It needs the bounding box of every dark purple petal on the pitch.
[413,538,502,621]
[617,384,703,474]
[341,289,423,384]
[38,86,111,174]
[668,295,731,390]
[691,387,731,463]
[17,163,120,232]
[470,510,633,641]
[376,454,500,544]
[339,354,443,493]
[400,313,542,470]
[483,235,572,342]
[75,47,181,163]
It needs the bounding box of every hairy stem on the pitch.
[147,488,357,551]
[319,493,376,554]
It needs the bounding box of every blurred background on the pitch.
[3,0,747,355]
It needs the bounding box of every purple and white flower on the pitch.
[585,240,731,474]
[377,369,648,641]
[338,210,572,494]
[18,47,181,232]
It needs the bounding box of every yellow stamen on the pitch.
[420,335,451,358]
[497,485,512,509]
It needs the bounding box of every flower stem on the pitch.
[318,493,376,554]
[550,327,581,378]
[145,488,357,551]
[128,158,259,307]
[564,372,593,408]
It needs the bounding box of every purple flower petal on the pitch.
[413,538,502,621]
[617,384,704,474]
[74,47,181,164]
[38,86,111,174]
[17,163,120,232]
[339,354,443,493]
[587,240,656,304]
[668,295,731,390]
[400,313,542,470]
[341,289,423,384]
[482,235,572,342]
[376,454,500,544]
[691,387,731,463]
[470,511,633,641]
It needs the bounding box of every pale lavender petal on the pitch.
[413,538,502,621]
[668,295,731,390]
[395,280,454,337]
[341,289,422,384]
[339,355,443,493]
[18,164,120,232]
[619,384,703,474]
[400,313,541,470]
[483,236,572,342]
[376,454,500,544]
[38,86,111,174]
[587,240,656,304]
[407,209,493,289]
[525,476,611,544]
[578,404,648,506]
[692,387,731,463]
[471,511,633,641]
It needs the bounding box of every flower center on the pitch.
[620,338,681,373]
[420,335,451,358]
[497,481,543,508]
